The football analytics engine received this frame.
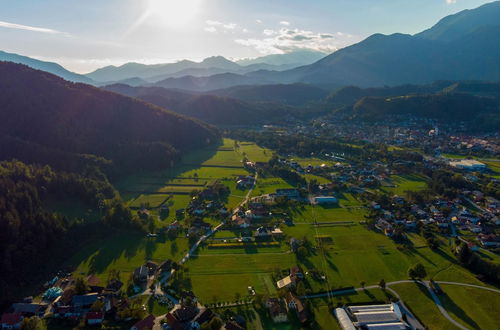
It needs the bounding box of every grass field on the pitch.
[66,230,189,284]
[251,177,295,197]
[391,282,500,330]
[287,192,367,223]
[381,174,428,195]
[439,284,500,329]
[390,282,455,329]
[188,253,295,302]
[237,142,273,163]
[115,138,261,222]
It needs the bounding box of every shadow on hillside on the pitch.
[78,230,158,275]
[114,141,221,200]
[440,291,481,329]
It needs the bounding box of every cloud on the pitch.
[235,27,358,55]
[204,20,241,33]
[223,23,236,30]
[0,20,70,36]
[446,0,457,3]
[206,20,222,26]
[256,19,262,24]
[279,21,290,26]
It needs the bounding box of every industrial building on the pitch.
[334,303,410,330]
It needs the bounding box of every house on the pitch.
[275,189,300,198]
[134,266,149,283]
[1,313,22,329]
[232,215,251,228]
[166,304,214,329]
[11,303,47,317]
[265,298,288,323]
[138,209,150,220]
[437,218,449,228]
[271,228,283,236]
[478,234,499,247]
[131,314,155,330]
[104,279,123,295]
[276,276,293,289]
[224,320,245,330]
[53,306,79,319]
[469,225,482,233]
[467,242,480,252]
[485,197,500,210]
[255,227,271,237]
[86,311,104,325]
[472,191,484,200]
[285,293,308,323]
[72,293,98,309]
[370,202,381,210]
[290,266,304,280]
[313,196,338,204]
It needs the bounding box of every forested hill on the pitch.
[0,62,220,174]
[104,84,306,126]
[352,93,499,131]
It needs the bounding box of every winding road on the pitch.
[305,279,500,330]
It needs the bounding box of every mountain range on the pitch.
[1,2,499,90]
[85,50,326,83]
[0,50,93,84]
[145,1,500,90]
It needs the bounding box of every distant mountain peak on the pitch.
[416,1,500,42]
[0,50,93,84]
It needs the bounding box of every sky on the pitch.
[0,0,495,73]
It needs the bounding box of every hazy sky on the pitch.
[0,0,494,73]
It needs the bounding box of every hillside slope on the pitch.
[104,84,298,125]
[0,62,219,173]
[0,51,93,84]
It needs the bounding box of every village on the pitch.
[2,136,499,330]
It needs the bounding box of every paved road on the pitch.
[178,172,258,266]
[423,281,468,330]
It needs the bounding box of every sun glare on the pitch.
[147,0,201,27]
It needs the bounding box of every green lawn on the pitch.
[391,282,456,330]
[187,253,295,302]
[66,230,189,285]
[251,177,294,197]
[305,174,331,184]
[381,174,428,196]
[439,284,500,330]
[237,141,273,163]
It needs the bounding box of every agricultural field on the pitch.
[380,174,428,195]
[64,139,271,286]
[287,192,367,223]
[66,230,189,285]
[188,253,295,302]
[483,159,500,179]
[115,138,256,223]
[251,177,295,197]
[237,141,273,163]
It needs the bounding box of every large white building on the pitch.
[313,196,338,204]
[334,303,410,330]
[449,159,486,171]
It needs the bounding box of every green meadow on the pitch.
[380,174,428,195]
